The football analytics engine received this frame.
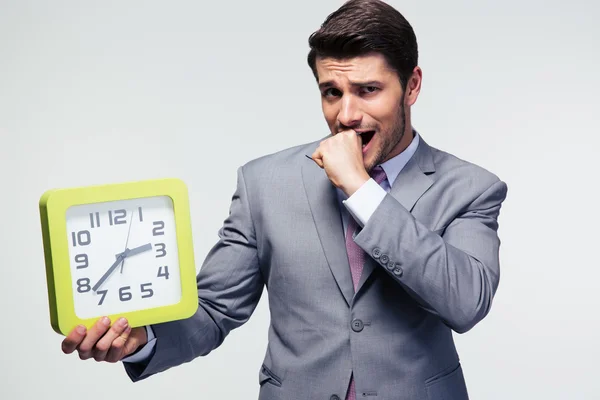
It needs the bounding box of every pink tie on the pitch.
[344,166,387,400]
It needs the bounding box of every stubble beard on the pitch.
[365,91,407,173]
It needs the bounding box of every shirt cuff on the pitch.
[342,178,387,228]
[121,325,156,364]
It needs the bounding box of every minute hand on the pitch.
[92,255,126,292]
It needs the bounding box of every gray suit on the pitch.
[125,134,508,400]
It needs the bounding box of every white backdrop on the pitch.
[1,0,599,399]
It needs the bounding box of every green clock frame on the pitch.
[39,178,198,335]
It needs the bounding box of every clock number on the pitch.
[152,221,165,236]
[71,230,91,247]
[157,266,170,279]
[155,243,167,258]
[97,289,108,305]
[119,286,132,302]
[77,278,91,293]
[89,212,101,228]
[140,283,154,298]
[74,254,89,269]
[138,207,144,222]
[109,209,127,225]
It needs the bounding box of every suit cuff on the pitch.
[342,178,387,227]
[121,325,156,363]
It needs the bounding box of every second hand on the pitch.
[119,209,135,274]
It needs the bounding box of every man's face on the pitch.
[316,53,415,172]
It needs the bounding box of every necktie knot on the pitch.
[370,166,387,185]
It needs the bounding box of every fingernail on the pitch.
[118,317,127,327]
[76,325,86,335]
[102,316,110,326]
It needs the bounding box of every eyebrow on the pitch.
[318,80,383,90]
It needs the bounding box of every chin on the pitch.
[363,149,380,171]
[363,160,376,173]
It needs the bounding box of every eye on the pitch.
[322,88,342,98]
[360,86,379,95]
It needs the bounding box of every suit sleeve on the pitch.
[354,179,508,334]
[124,166,264,381]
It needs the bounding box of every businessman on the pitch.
[61,0,508,399]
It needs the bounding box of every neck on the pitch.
[384,123,414,162]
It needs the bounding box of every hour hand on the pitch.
[124,243,153,258]
[116,243,153,274]
[116,243,153,259]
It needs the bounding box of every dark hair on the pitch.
[307,0,418,89]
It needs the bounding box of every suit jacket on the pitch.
[124,134,508,400]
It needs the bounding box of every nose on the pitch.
[337,94,362,129]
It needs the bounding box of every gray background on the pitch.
[1,0,598,398]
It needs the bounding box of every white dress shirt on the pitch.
[122,131,420,364]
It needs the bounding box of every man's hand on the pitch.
[61,317,147,363]
[310,130,370,196]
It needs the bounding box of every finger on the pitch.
[350,130,363,145]
[313,155,324,168]
[125,327,147,354]
[357,134,363,150]
[355,130,363,141]
[122,326,148,359]
[105,325,133,363]
[311,151,325,168]
[93,317,129,362]
[78,316,111,360]
[62,325,87,354]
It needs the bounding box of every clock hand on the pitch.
[93,213,137,290]
[92,254,126,292]
[119,210,135,274]
[116,243,152,258]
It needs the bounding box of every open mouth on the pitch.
[360,131,376,149]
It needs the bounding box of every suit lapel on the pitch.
[389,137,436,210]
[301,147,355,306]
[355,137,436,293]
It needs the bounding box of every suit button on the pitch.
[372,248,381,259]
[330,396,341,400]
[386,261,395,271]
[351,319,364,332]
[393,267,403,277]
[380,254,389,264]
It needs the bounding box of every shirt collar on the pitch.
[378,129,420,186]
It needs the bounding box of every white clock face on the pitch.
[65,196,182,319]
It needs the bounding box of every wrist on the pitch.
[341,173,370,197]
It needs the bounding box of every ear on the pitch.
[405,66,422,106]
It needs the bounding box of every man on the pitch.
[61,0,508,399]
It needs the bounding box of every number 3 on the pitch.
[155,243,166,258]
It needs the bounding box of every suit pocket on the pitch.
[259,364,283,387]
[425,363,469,400]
